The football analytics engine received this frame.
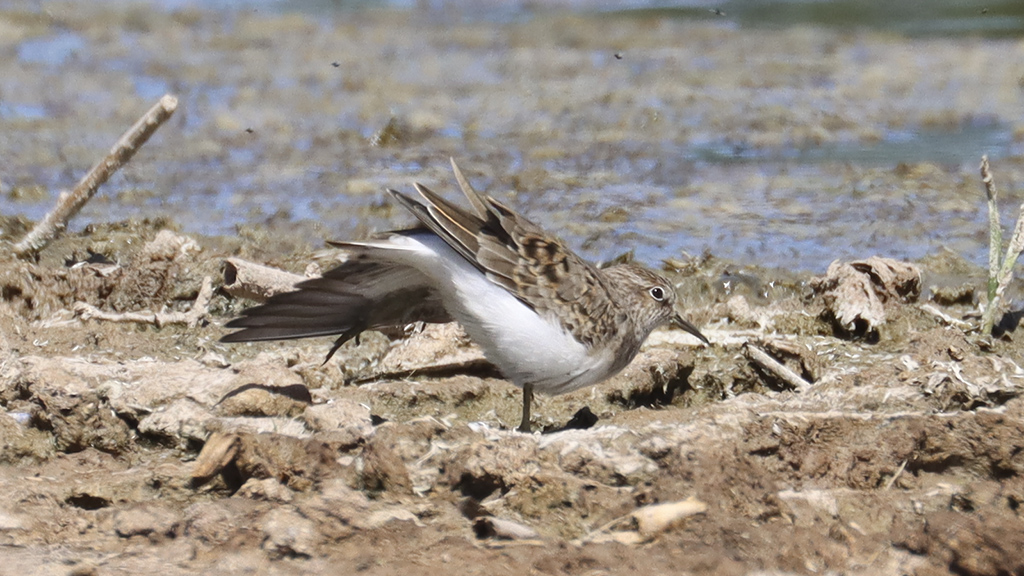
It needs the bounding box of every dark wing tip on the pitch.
[387,188,432,221]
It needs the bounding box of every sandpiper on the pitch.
[222,159,709,432]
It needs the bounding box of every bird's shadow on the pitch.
[993,308,1024,338]
[216,383,313,405]
[541,406,599,434]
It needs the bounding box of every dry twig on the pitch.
[74,276,213,328]
[743,342,812,391]
[13,94,178,257]
[920,303,972,330]
[884,459,908,490]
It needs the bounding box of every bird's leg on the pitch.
[518,383,534,433]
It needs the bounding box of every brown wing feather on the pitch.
[449,157,489,218]
[480,198,621,345]
[394,178,620,345]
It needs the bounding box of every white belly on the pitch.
[387,233,616,395]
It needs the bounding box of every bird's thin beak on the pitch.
[672,313,710,345]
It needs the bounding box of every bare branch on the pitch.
[74,275,213,328]
[919,303,972,331]
[743,342,812,391]
[13,94,178,257]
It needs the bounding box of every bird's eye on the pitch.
[649,286,665,301]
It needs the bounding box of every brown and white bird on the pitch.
[222,160,709,432]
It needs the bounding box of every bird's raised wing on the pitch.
[388,163,621,346]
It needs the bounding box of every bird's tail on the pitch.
[222,245,450,361]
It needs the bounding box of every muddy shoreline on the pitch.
[0,210,1022,574]
[2,3,1024,575]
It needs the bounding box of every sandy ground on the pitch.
[0,219,1021,575]
[2,3,1024,575]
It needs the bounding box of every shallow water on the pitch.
[1,1,1023,273]
[617,0,1024,38]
